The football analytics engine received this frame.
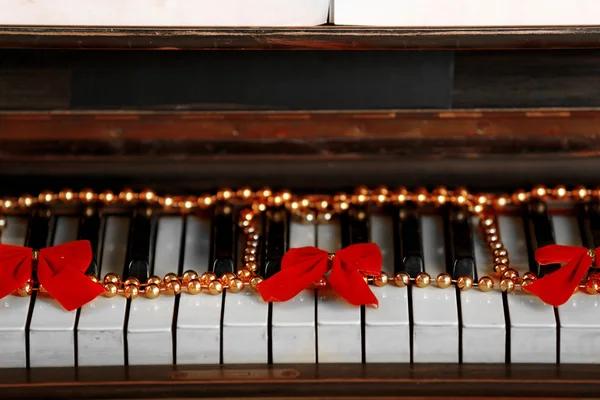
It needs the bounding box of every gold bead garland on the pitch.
[1,185,600,300]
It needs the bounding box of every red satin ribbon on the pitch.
[522,244,595,307]
[257,243,382,307]
[0,240,104,311]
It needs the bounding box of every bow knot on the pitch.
[523,244,597,307]
[257,243,382,307]
[0,240,104,311]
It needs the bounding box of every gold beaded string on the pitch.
[0,184,597,300]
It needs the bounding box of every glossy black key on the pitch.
[210,204,236,277]
[26,208,52,249]
[261,208,288,279]
[443,206,476,280]
[77,210,102,276]
[524,200,558,277]
[124,209,155,282]
[394,205,424,278]
[341,207,369,247]
[578,202,600,248]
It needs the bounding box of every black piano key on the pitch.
[443,206,476,280]
[260,208,288,279]
[524,200,559,277]
[123,209,155,282]
[394,205,424,278]
[26,208,52,250]
[77,210,102,277]
[210,204,236,277]
[577,202,600,273]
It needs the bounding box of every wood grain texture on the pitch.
[2,26,600,50]
[1,364,600,399]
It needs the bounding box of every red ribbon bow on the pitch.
[522,244,596,307]
[0,240,104,311]
[257,243,382,307]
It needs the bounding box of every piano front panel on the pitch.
[3,199,600,368]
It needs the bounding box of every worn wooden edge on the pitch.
[0,364,599,398]
[0,108,597,142]
[2,26,600,50]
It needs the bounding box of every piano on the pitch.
[2,21,600,400]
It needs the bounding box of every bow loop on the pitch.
[0,244,33,299]
[522,244,594,307]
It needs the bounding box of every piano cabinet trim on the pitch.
[0,364,599,399]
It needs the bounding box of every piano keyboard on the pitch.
[0,0,329,27]
[1,202,600,368]
[331,0,600,27]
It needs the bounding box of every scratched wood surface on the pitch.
[2,26,600,50]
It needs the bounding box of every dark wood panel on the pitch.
[1,364,600,399]
[2,26,600,50]
[453,49,600,108]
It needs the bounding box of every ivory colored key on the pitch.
[29,216,80,367]
[316,218,362,363]
[460,217,506,363]
[0,217,31,368]
[77,216,129,366]
[365,213,410,362]
[412,215,459,363]
[176,215,221,365]
[499,215,556,363]
[554,212,600,363]
[271,221,316,363]
[127,216,183,365]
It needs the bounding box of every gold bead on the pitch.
[99,190,116,204]
[414,187,428,205]
[250,276,264,290]
[79,188,97,203]
[208,280,224,295]
[502,268,519,281]
[118,189,136,202]
[237,269,252,281]
[586,279,600,295]
[486,234,499,243]
[88,274,99,284]
[481,217,495,227]
[163,273,179,284]
[478,277,494,292]
[553,185,568,199]
[17,281,33,296]
[244,254,256,263]
[38,190,55,203]
[493,264,508,277]
[103,282,118,298]
[436,273,452,289]
[531,185,547,199]
[521,279,534,289]
[500,278,515,293]
[139,189,157,203]
[58,189,75,202]
[124,277,140,288]
[187,279,202,295]
[493,248,508,258]
[493,195,510,209]
[166,281,182,295]
[394,272,410,287]
[18,194,35,208]
[490,242,504,250]
[432,187,448,206]
[147,275,162,286]
[415,273,431,288]
[229,278,244,293]
[512,190,528,204]
[182,270,198,285]
[494,256,509,266]
[145,284,161,299]
[457,276,474,291]
[245,261,258,272]
[103,273,120,285]
[522,272,537,281]
[200,272,217,285]
[220,272,237,285]
[125,284,139,299]
[374,272,389,287]
[237,187,254,200]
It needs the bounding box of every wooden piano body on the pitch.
[2,26,600,399]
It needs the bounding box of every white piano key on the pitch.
[0,217,31,368]
[77,216,129,367]
[271,221,316,363]
[553,214,600,363]
[316,221,362,363]
[460,217,506,363]
[176,215,222,365]
[412,215,459,363]
[29,216,80,367]
[332,0,600,27]
[365,214,410,363]
[499,215,556,363]
[127,216,182,366]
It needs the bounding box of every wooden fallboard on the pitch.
[2,26,600,50]
[0,364,599,399]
